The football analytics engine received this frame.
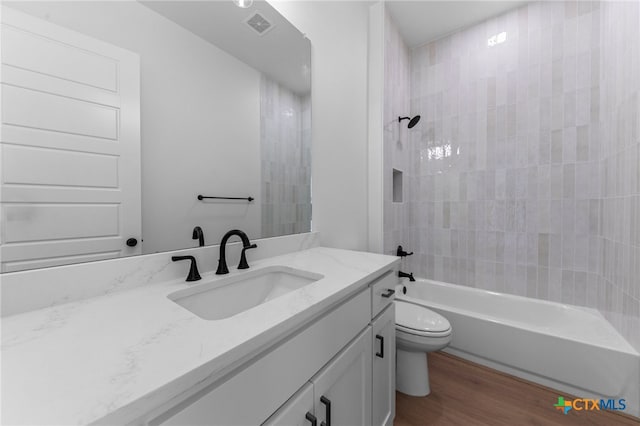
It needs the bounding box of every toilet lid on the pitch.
[396,301,451,335]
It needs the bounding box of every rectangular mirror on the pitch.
[0,0,311,273]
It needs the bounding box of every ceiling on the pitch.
[142,0,310,94]
[385,0,528,47]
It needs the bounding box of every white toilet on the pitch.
[395,299,452,396]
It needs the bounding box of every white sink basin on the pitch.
[168,266,324,320]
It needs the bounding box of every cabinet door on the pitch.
[372,304,396,426]
[262,383,316,426]
[311,329,372,426]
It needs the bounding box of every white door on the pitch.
[262,383,316,426]
[372,304,396,426]
[0,7,141,272]
[311,329,372,426]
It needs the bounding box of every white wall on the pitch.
[6,1,262,253]
[368,1,385,254]
[270,1,372,251]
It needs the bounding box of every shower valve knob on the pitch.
[396,245,413,257]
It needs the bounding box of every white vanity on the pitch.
[151,260,396,426]
[1,243,398,425]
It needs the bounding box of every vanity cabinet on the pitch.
[371,270,396,317]
[262,383,315,426]
[371,304,396,426]
[310,329,372,426]
[145,267,397,426]
[265,308,394,426]
[148,287,371,426]
[264,329,372,426]
[368,267,396,426]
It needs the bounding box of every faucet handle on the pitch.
[172,256,202,282]
[238,244,257,269]
[396,245,414,257]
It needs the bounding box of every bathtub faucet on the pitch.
[398,270,415,282]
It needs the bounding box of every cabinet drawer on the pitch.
[152,289,371,426]
[370,270,397,318]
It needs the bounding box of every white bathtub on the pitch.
[396,278,640,418]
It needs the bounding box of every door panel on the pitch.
[311,329,372,426]
[3,144,119,188]
[372,304,396,426]
[2,85,119,139]
[3,204,119,242]
[0,6,141,272]
[1,23,118,91]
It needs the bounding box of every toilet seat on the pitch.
[395,301,451,337]
[397,324,451,337]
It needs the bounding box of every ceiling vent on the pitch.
[244,12,274,36]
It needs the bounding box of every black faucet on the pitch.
[216,229,257,275]
[192,226,205,247]
[172,256,201,282]
[396,245,414,257]
[398,270,415,282]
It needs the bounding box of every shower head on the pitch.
[398,115,421,129]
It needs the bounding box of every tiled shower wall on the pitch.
[406,0,605,304]
[383,1,639,349]
[260,75,312,238]
[598,1,640,350]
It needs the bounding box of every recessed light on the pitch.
[233,0,253,9]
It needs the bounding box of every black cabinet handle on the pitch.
[126,238,138,247]
[376,334,384,358]
[381,289,395,298]
[320,396,331,426]
[305,412,317,426]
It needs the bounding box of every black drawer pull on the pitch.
[305,412,317,426]
[376,334,384,358]
[320,396,331,426]
[381,289,395,298]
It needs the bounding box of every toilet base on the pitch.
[396,349,430,396]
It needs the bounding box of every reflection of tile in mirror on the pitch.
[260,75,312,238]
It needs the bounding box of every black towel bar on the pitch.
[197,195,254,202]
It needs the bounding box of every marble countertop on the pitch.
[1,247,399,425]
